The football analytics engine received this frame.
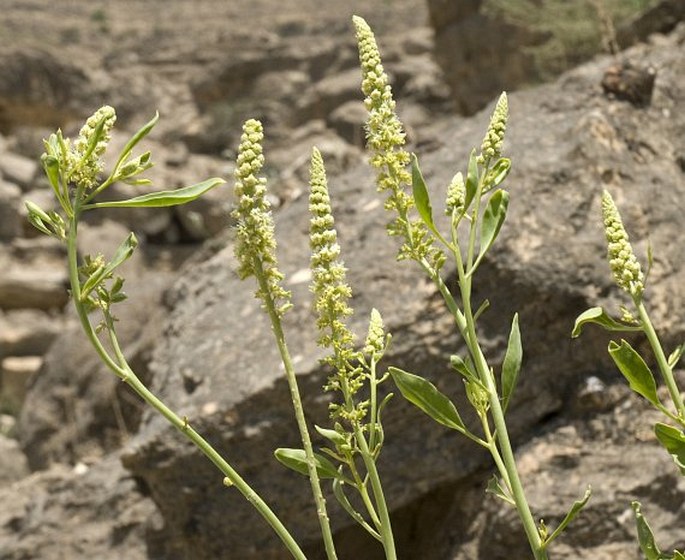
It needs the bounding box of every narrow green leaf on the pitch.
[486,475,514,505]
[572,307,641,338]
[544,486,592,545]
[667,344,684,369]
[632,502,662,560]
[501,313,522,413]
[315,425,347,447]
[478,189,509,258]
[464,149,479,212]
[449,354,479,384]
[608,340,660,407]
[274,448,340,480]
[41,154,61,194]
[389,366,465,431]
[333,478,382,541]
[81,115,108,163]
[84,178,224,209]
[473,299,490,322]
[654,423,685,476]
[673,551,685,560]
[484,157,511,191]
[113,111,160,172]
[411,154,437,236]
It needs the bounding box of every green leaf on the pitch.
[479,189,508,255]
[464,149,479,212]
[544,486,592,546]
[84,178,224,209]
[389,366,465,431]
[25,201,53,236]
[473,299,490,322]
[667,344,684,369]
[411,154,438,236]
[484,157,511,191]
[449,354,478,383]
[571,307,641,338]
[41,154,61,194]
[501,313,522,413]
[654,423,685,476]
[632,502,662,560]
[608,340,660,407]
[81,233,138,297]
[274,448,341,480]
[315,425,347,447]
[113,111,160,173]
[486,474,514,505]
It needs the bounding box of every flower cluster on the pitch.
[353,15,439,266]
[479,93,508,164]
[232,119,291,315]
[69,105,117,189]
[445,172,466,216]
[309,148,366,423]
[601,190,644,298]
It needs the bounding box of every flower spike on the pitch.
[232,119,291,315]
[478,92,508,164]
[601,190,644,298]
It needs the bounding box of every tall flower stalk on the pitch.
[353,15,591,559]
[232,121,338,560]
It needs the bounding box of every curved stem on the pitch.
[66,206,307,560]
[252,259,338,560]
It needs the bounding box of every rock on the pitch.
[617,0,685,48]
[327,100,367,146]
[0,264,68,311]
[0,180,22,240]
[0,309,63,359]
[1,356,42,414]
[0,151,38,190]
[0,434,29,486]
[0,457,156,560]
[601,61,657,107]
[0,48,89,133]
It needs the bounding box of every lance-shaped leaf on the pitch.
[632,502,662,560]
[112,111,160,174]
[83,178,224,209]
[274,448,341,480]
[464,149,479,212]
[333,478,382,541]
[572,307,642,338]
[668,344,684,369]
[25,201,55,237]
[608,340,660,407]
[486,474,514,505]
[389,366,465,431]
[411,154,438,237]
[80,233,138,299]
[484,157,511,191]
[315,425,347,447]
[450,354,479,384]
[501,313,522,413]
[471,189,509,271]
[654,423,685,476]
[543,486,592,546]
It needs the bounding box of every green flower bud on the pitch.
[601,190,644,298]
[445,172,465,215]
[478,92,508,164]
[70,105,117,189]
[363,308,386,359]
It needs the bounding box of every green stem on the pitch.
[354,427,397,560]
[67,206,307,560]
[252,260,338,560]
[635,299,685,422]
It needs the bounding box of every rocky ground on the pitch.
[1,1,684,559]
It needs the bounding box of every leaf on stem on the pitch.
[389,366,465,431]
[464,149,479,213]
[81,233,138,297]
[543,486,591,546]
[654,423,685,476]
[608,340,660,407]
[274,448,341,480]
[84,178,224,209]
[667,344,684,369]
[501,313,522,414]
[632,501,662,560]
[114,111,160,172]
[485,475,514,505]
[411,154,438,237]
[450,354,479,384]
[472,189,509,270]
[315,425,347,447]
[571,307,641,338]
[484,157,511,191]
